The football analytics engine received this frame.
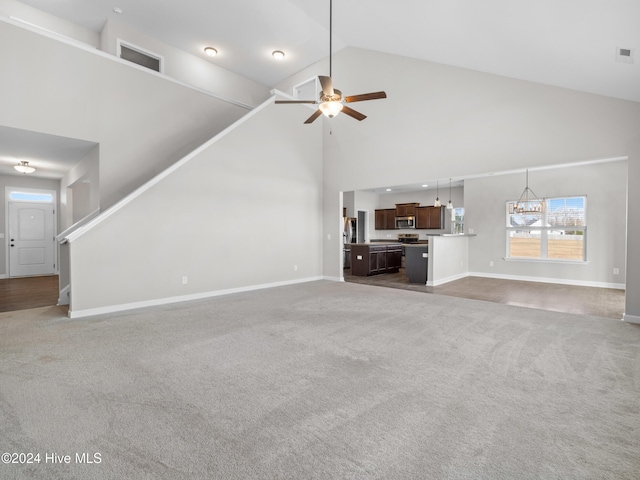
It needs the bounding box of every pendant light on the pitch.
[14,160,35,174]
[447,178,453,210]
[514,169,544,214]
[434,180,441,207]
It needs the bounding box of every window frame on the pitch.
[505,195,587,263]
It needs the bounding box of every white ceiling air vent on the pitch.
[615,47,634,64]
[117,40,164,72]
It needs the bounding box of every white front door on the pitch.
[9,202,56,277]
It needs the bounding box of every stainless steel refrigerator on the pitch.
[343,217,356,268]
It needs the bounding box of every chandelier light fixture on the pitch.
[14,160,35,174]
[514,169,544,214]
[434,180,441,207]
[447,178,454,210]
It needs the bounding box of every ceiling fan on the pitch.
[275,0,387,124]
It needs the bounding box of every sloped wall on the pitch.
[0,19,255,211]
[67,101,323,316]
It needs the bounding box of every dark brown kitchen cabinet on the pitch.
[416,206,445,229]
[350,244,402,276]
[375,209,396,230]
[395,203,420,217]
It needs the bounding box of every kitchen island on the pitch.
[350,243,402,276]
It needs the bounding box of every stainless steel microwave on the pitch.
[396,216,415,229]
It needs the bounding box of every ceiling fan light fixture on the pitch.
[319,100,343,118]
[14,160,35,174]
[272,50,285,60]
[204,47,217,57]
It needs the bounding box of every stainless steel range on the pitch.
[397,234,419,268]
[397,233,419,244]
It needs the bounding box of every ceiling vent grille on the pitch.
[615,47,634,64]
[117,40,164,72]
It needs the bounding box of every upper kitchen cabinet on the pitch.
[416,206,444,229]
[375,209,397,230]
[395,203,420,217]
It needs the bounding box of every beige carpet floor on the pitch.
[1,280,639,479]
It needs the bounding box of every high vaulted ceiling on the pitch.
[16,0,640,103]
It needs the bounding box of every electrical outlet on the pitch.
[468,228,475,234]
[294,265,298,271]
[327,233,331,240]
[181,276,188,285]
[489,261,494,267]
[613,268,620,275]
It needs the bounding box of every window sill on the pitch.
[504,257,588,265]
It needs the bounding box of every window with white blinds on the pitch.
[506,196,587,261]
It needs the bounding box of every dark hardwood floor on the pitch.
[344,268,626,320]
[0,275,60,313]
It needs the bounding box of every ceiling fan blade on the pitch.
[304,110,323,124]
[344,91,387,103]
[341,105,367,121]
[275,100,317,104]
[318,75,334,96]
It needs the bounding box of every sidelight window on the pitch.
[506,196,586,262]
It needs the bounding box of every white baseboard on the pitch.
[0,274,6,279]
[323,275,343,282]
[427,272,468,287]
[623,313,640,324]
[68,276,324,319]
[468,272,625,290]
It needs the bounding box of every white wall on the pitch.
[625,140,640,323]
[465,161,627,287]
[67,101,323,316]
[0,19,252,211]
[353,190,378,243]
[59,145,100,231]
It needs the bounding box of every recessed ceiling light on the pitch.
[386,188,392,192]
[272,50,285,60]
[422,184,428,188]
[204,47,218,57]
[113,7,123,14]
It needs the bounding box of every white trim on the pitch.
[427,272,468,287]
[0,274,6,279]
[68,276,324,318]
[623,313,640,324]
[117,38,165,74]
[57,208,100,243]
[469,271,625,290]
[1,16,253,111]
[323,275,343,282]
[8,15,91,47]
[5,186,58,278]
[64,94,277,243]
